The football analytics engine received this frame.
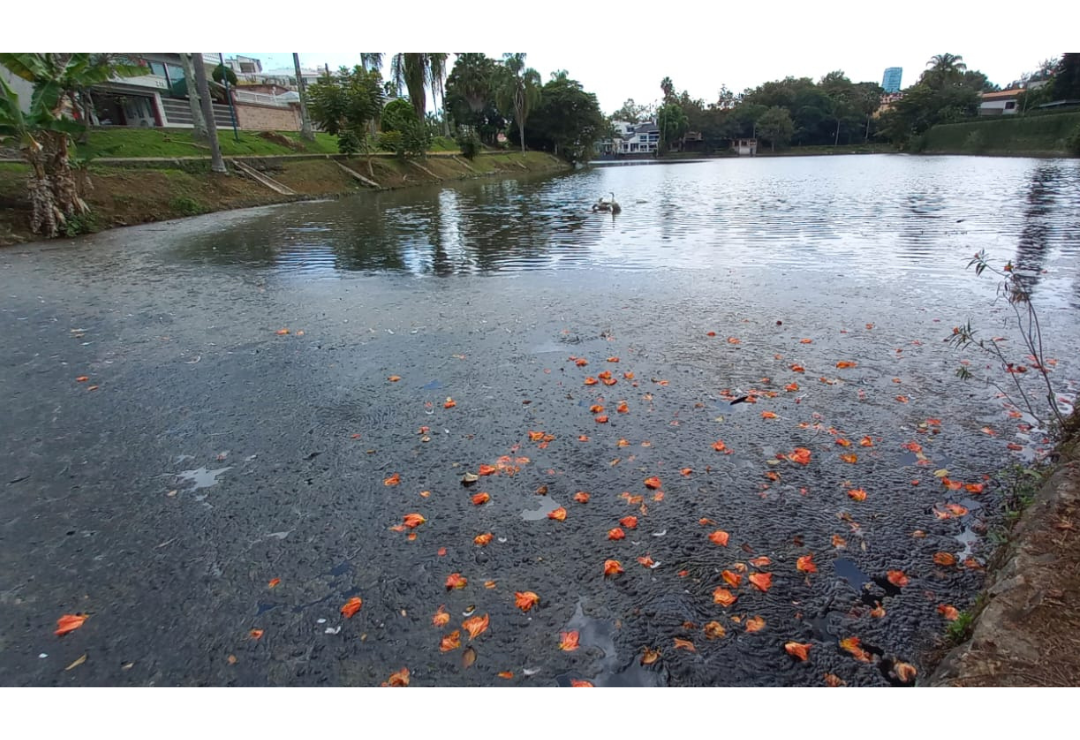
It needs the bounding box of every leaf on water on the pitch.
[637,555,656,568]
[440,630,461,652]
[514,591,540,611]
[603,560,624,577]
[887,570,908,587]
[620,516,638,530]
[713,588,737,607]
[341,596,363,618]
[870,602,886,618]
[847,488,867,502]
[570,679,594,687]
[840,454,858,464]
[433,606,450,627]
[268,578,281,588]
[383,473,401,486]
[673,637,696,652]
[498,671,514,679]
[836,361,858,369]
[749,572,773,592]
[462,646,477,668]
[559,631,580,651]
[574,492,590,504]
[938,604,960,621]
[463,613,489,640]
[249,629,264,640]
[745,616,766,633]
[548,507,567,521]
[785,642,812,661]
[644,476,662,490]
[403,513,426,529]
[796,554,817,573]
[761,411,778,419]
[894,662,917,682]
[446,573,468,590]
[721,570,742,588]
[474,532,493,546]
[443,397,457,409]
[703,621,726,639]
[750,556,771,567]
[608,527,626,541]
[384,667,410,687]
[387,375,401,382]
[933,552,957,566]
[55,614,87,636]
[471,492,490,506]
[65,654,87,671]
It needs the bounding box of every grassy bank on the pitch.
[922,112,1080,156]
[0,151,565,246]
[758,143,899,156]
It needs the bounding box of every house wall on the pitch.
[234,102,301,131]
[0,67,35,113]
[979,99,1018,116]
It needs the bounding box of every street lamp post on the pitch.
[219,53,241,142]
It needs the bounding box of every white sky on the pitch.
[14,0,1077,116]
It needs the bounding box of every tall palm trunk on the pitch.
[192,53,226,173]
[181,53,208,142]
[293,53,314,142]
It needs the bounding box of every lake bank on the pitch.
[0,151,567,247]
[929,414,1080,686]
[921,112,1080,157]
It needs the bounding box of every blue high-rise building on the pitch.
[882,67,903,93]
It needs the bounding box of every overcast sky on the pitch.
[244,40,1054,116]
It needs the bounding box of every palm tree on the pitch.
[179,53,208,142]
[191,53,226,173]
[496,53,541,153]
[0,52,146,235]
[927,53,967,75]
[390,53,448,123]
[360,53,383,73]
[293,53,314,142]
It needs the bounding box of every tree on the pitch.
[611,98,651,124]
[390,53,448,123]
[660,76,676,104]
[0,52,146,236]
[526,72,604,162]
[179,53,208,142]
[293,53,314,142]
[495,53,541,153]
[191,53,225,173]
[757,106,793,152]
[444,53,504,142]
[853,81,884,142]
[925,53,967,87]
[657,102,688,154]
[820,70,854,146]
[1051,53,1080,101]
[212,63,238,87]
[306,65,384,172]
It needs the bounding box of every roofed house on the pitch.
[979,89,1020,116]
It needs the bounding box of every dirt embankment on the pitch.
[0,152,567,247]
[929,421,1080,686]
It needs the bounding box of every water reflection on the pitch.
[173,156,1080,286]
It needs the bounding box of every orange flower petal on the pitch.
[708,530,730,547]
[548,506,567,521]
[446,573,468,590]
[603,559,624,577]
[559,630,580,651]
[785,642,812,661]
[749,572,773,592]
[463,613,490,640]
[55,614,87,636]
[514,591,540,611]
[341,596,363,618]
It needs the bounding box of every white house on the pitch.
[979,89,1020,116]
[597,120,661,155]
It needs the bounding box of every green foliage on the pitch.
[306,66,384,157]
[455,127,482,159]
[377,130,404,154]
[963,129,987,153]
[657,103,688,154]
[757,106,794,150]
[922,112,1080,154]
[169,195,205,216]
[495,53,542,152]
[945,610,975,643]
[212,64,238,87]
[60,210,99,237]
[525,73,604,162]
[380,98,416,133]
[401,120,431,158]
[611,98,653,124]
[390,53,448,122]
[1050,53,1080,102]
[1068,123,1080,156]
[444,54,505,145]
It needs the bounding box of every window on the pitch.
[148,61,167,77]
[1005,101,1016,110]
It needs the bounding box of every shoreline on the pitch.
[0,151,569,247]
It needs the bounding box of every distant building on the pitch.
[979,89,1020,116]
[596,120,661,155]
[732,138,757,156]
[882,67,903,94]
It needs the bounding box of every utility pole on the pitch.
[293,53,315,142]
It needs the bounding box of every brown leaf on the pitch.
[65,654,87,671]
[462,646,477,668]
[703,621,726,640]
[673,637,696,652]
[784,642,812,661]
[641,647,661,665]
[745,616,766,633]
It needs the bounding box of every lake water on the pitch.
[3,154,1079,686]
[175,154,1080,298]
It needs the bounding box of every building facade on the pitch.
[979,89,1020,116]
[882,67,903,94]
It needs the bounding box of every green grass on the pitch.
[924,112,1080,155]
[73,128,341,159]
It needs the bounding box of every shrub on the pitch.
[456,128,482,159]
[377,130,404,156]
[380,98,416,134]
[1067,123,1080,156]
[170,196,205,217]
[60,211,100,238]
[964,130,987,154]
